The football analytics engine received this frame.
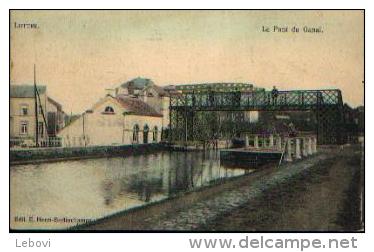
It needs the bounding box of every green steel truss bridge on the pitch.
[169,89,345,144]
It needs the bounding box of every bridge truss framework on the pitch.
[168,89,345,145]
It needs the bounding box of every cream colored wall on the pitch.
[58,114,84,147]
[123,115,162,144]
[10,94,48,140]
[58,97,163,147]
[84,99,126,146]
[59,98,125,147]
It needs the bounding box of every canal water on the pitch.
[10,150,253,230]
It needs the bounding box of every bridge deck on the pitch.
[170,89,343,111]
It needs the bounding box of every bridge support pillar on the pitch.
[307,137,313,155]
[295,138,302,159]
[285,139,293,162]
[269,134,274,148]
[312,137,317,154]
[302,138,308,157]
[276,136,282,151]
[254,135,259,148]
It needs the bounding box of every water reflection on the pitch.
[10,150,253,229]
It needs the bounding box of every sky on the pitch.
[10,10,364,114]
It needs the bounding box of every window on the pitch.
[132,124,139,143]
[20,105,28,116]
[20,121,28,135]
[38,122,44,138]
[104,106,115,114]
[153,126,158,142]
[143,125,149,144]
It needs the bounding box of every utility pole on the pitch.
[168,91,172,143]
[34,64,39,147]
[184,95,188,147]
[82,113,86,147]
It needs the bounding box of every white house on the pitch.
[58,95,163,147]
[10,84,65,147]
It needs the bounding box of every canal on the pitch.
[10,150,253,230]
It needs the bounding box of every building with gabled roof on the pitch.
[107,77,171,129]
[58,95,163,147]
[10,84,65,147]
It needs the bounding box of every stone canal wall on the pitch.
[10,143,166,165]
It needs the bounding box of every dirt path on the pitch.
[202,146,363,231]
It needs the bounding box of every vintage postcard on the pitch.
[9,10,364,233]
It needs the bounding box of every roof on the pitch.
[143,84,168,96]
[120,77,155,90]
[10,85,46,98]
[116,95,163,117]
[47,97,62,110]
